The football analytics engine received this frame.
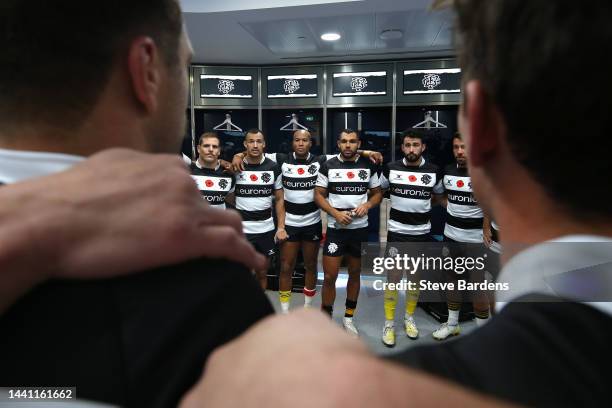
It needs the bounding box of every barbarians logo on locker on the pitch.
[200,74,253,98]
[350,77,368,92]
[217,80,235,95]
[422,74,441,90]
[333,71,387,96]
[308,164,318,175]
[283,79,300,94]
[261,172,272,183]
[421,174,432,185]
[267,74,318,98]
[358,170,368,180]
[403,68,461,95]
[218,179,228,189]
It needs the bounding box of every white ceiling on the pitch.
[181,0,456,65]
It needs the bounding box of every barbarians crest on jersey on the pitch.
[350,77,368,92]
[283,79,300,94]
[358,170,368,180]
[388,246,399,257]
[468,181,472,188]
[421,174,432,185]
[217,79,235,95]
[327,242,338,254]
[308,164,318,175]
[422,73,441,90]
[218,179,228,189]
[261,172,272,183]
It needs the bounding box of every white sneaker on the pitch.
[432,323,460,340]
[343,317,359,338]
[382,322,395,347]
[280,302,290,315]
[404,317,419,339]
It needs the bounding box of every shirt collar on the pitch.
[336,153,360,163]
[496,234,612,317]
[403,157,426,167]
[0,148,84,183]
[196,159,221,171]
[293,152,311,162]
[242,154,266,165]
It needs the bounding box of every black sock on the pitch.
[321,305,333,317]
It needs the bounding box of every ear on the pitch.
[463,80,500,167]
[422,143,426,153]
[243,140,248,149]
[127,36,162,114]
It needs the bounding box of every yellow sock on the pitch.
[384,288,398,321]
[279,290,291,304]
[405,287,420,316]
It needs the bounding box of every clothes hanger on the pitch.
[280,113,309,131]
[213,114,243,132]
[412,110,447,129]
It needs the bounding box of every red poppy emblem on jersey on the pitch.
[205,180,214,188]
[408,175,417,182]
[347,172,355,179]
[457,180,464,188]
[297,167,305,175]
[250,174,258,182]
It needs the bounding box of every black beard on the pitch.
[405,153,421,163]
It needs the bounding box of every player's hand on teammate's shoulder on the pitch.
[180,310,366,408]
[368,151,384,165]
[11,148,267,282]
[231,153,246,172]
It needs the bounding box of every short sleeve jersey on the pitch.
[316,154,380,230]
[380,157,443,235]
[190,162,235,210]
[442,164,484,243]
[234,156,282,234]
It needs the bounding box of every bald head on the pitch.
[292,129,312,158]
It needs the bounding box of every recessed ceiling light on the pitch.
[379,29,403,40]
[321,33,341,41]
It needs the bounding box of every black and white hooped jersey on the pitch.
[234,156,282,235]
[265,152,333,228]
[190,162,234,210]
[316,155,380,230]
[442,164,484,243]
[380,158,443,236]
